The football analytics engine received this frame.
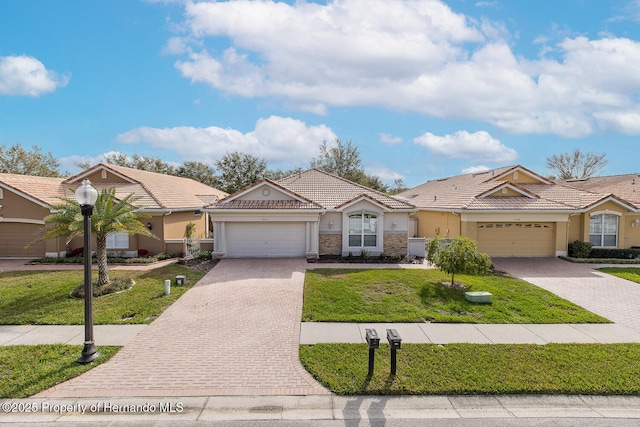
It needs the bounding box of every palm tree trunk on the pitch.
[96,234,110,286]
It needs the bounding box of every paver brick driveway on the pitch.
[37,258,329,397]
[493,257,640,332]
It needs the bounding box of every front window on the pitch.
[107,232,129,249]
[348,213,377,247]
[589,214,618,247]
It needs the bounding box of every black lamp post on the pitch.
[76,179,99,364]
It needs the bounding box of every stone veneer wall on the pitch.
[319,233,342,255]
[384,233,408,256]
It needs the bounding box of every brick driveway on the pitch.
[493,257,640,332]
[36,258,329,397]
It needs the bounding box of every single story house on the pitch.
[0,163,227,258]
[206,168,416,259]
[397,165,640,257]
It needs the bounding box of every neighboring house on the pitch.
[397,165,640,257]
[0,163,227,258]
[206,169,416,259]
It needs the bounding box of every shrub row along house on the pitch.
[397,165,640,257]
[1,163,640,259]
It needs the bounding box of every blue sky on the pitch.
[1,0,640,187]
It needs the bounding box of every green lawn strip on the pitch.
[598,267,640,283]
[0,264,205,325]
[300,343,640,395]
[0,345,119,398]
[303,269,607,323]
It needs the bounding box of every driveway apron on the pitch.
[493,257,640,332]
[36,258,329,397]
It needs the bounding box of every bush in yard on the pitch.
[568,240,592,258]
[137,249,149,257]
[427,236,491,286]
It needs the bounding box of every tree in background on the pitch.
[174,161,219,188]
[427,236,491,286]
[0,144,61,177]
[310,138,388,192]
[546,149,607,180]
[389,178,408,195]
[215,151,267,194]
[43,187,152,287]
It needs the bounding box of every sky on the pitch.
[2,0,640,188]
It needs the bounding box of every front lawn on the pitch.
[0,345,119,398]
[300,343,640,395]
[599,267,640,282]
[0,264,205,325]
[303,269,608,323]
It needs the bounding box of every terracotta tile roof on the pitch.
[212,200,323,210]
[277,169,415,210]
[0,173,67,205]
[398,165,632,212]
[559,174,640,208]
[65,163,228,210]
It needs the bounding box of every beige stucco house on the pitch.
[207,169,416,258]
[398,165,640,257]
[0,163,227,258]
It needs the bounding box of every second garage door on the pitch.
[476,222,555,257]
[226,222,306,258]
[0,223,45,257]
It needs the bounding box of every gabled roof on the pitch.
[398,165,639,212]
[211,179,323,210]
[559,174,640,208]
[65,163,227,210]
[276,169,415,210]
[0,173,68,206]
[210,169,415,212]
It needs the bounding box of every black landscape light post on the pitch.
[76,179,99,364]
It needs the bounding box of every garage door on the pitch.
[0,223,45,257]
[226,222,306,258]
[476,222,555,257]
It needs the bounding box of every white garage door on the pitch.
[226,222,306,258]
[476,222,555,257]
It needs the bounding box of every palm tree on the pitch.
[43,186,152,286]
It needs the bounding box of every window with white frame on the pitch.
[589,214,618,247]
[106,233,129,249]
[348,213,378,247]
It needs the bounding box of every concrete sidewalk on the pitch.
[0,324,146,346]
[300,322,640,344]
[4,321,640,347]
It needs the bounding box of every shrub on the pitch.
[568,241,592,258]
[69,247,84,257]
[590,248,640,259]
[195,250,212,260]
[70,277,134,298]
[137,249,149,257]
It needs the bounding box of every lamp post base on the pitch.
[77,342,99,364]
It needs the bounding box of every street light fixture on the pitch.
[75,179,99,364]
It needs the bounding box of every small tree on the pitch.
[43,187,152,287]
[546,149,607,180]
[427,236,491,286]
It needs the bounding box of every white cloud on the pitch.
[413,130,517,163]
[115,116,337,166]
[462,165,491,174]
[0,55,68,96]
[365,161,404,181]
[161,0,640,138]
[379,133,403,145]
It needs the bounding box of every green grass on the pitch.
[0,345,119,398]
[303,269,608,323]
[300,343,640,395]
[0,264,205,325]
[599,267,640,282]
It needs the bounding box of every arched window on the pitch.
[589,214,618,247]
[348,213,378,247]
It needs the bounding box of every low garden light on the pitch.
[75,179,99,364]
